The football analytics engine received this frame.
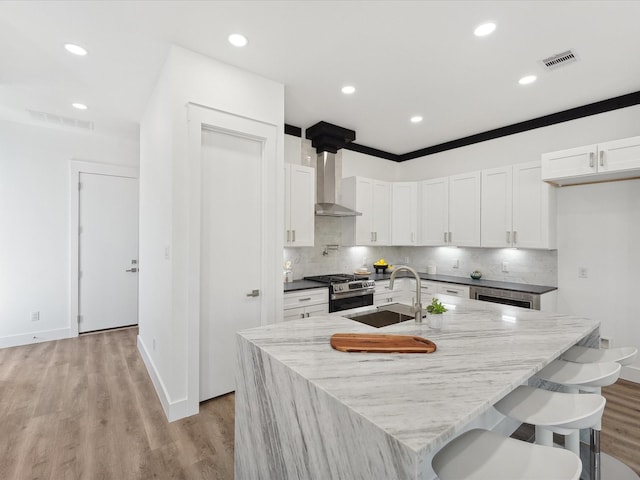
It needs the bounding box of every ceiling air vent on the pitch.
[541,49,578,70]
[28,109,94,131]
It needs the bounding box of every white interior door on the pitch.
[200,127,262,401]
[78,173,139,333]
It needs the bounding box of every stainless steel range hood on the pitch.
[315,151,362,217]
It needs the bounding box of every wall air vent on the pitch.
[541,49,578,70]
[27,109,94,131]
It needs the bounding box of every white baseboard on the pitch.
[0,327,73,349]
[621,365,640,384]
[136,335,195,422]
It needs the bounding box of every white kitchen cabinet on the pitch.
[419,177,449,246]
[481,162,556,249]
[283,288,328,321]
[284,164,315,247]
[542,135,640,186]
[391,182,418,245]
[420,281,469,302]
[418,173,480,247]
[374,279,412,306]
[341,176,391,245]
[448,171,481,247]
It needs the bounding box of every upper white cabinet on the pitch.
[419,173,480,247]
[284,164,315,247]
[482,162,556,249]
[542,135,640,186]
[419,177,449,246]
[391,182,418,245]
[342,176,391,245]
[448,171,481,247]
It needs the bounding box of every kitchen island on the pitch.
[235,296,599,479]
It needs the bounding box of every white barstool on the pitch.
[494,385,606,455]
[432,428,582,480]
[535,359,622,480]
[562,345,638,366]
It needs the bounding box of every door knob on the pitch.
[126,267,138,273]
[246,289,260,297]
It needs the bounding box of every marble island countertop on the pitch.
[235,296,598,479]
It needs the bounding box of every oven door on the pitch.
[330,293,374,313]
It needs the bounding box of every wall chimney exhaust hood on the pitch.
[305,121,362,217]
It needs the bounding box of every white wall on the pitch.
[557,179,640,380]
[0,119,139,348]
[139,45,284,421]
[398,105,640,180]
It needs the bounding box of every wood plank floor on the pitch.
[1,327,638,479]
[0,327,234,480]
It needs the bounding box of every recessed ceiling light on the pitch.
[474,22,496,37]
[228,34,248,47]
[518,75,537,85]
[341,85,356,94]
[410,116,423,123]
[64,43,87,56]
[72,103,88,110]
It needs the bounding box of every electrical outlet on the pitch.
[164,246,171,260]
[31,311,40,322]
[453,259,459,269]
[404,257,409,264]
[578,267,588,278]
[501,262,509,272]
[600,337,611,349]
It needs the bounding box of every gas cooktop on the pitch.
[304,274,365,284]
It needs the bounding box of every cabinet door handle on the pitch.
[445,289,458,294]
[599,150,605,167]
[305,312,310,318]
[506,231,511,244]
[286,230,290,242]
[298,297,311,302]
[300,313,305,319]
[444,232,447,243]
[125,267,138,273]
[589,152,595,168]
[246,289,260,297]
[374,232,378,242]
[292,230,296,242]
[371,232,375,242]
[513,231,517,244]
[449,232,453,243]
[411,232,415,243]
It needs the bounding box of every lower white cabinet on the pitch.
[421,281,469,300]
[283,288,328,321]
[374,279,412,306]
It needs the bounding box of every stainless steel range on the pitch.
[304,274,375,313]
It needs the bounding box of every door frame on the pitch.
[68,160,139,337]
[185,103,282,416]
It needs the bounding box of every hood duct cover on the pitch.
[305,121,361,217]
[315,151,361,217]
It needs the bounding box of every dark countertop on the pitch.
[284,272,556,295]
[368,272,557,295]
[283,279,327,292]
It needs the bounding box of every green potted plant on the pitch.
[426,297,447,330]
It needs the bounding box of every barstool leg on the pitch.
[590,428,601,480]
[565,431,580,456]
[535,425,553,446]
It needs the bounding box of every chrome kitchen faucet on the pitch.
[389,266,423,324]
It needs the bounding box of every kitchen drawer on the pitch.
[438,284,469,297]
[284,288,328,309]
[420,281,440,295]
[283,303,329,321]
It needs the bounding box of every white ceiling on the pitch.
[1,0,640,154]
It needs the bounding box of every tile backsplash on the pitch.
[284,217,557,286]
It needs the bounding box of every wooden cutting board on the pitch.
[330,333,436,353]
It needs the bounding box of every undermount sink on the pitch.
[345,303,427,328]
[346,309,413,328]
